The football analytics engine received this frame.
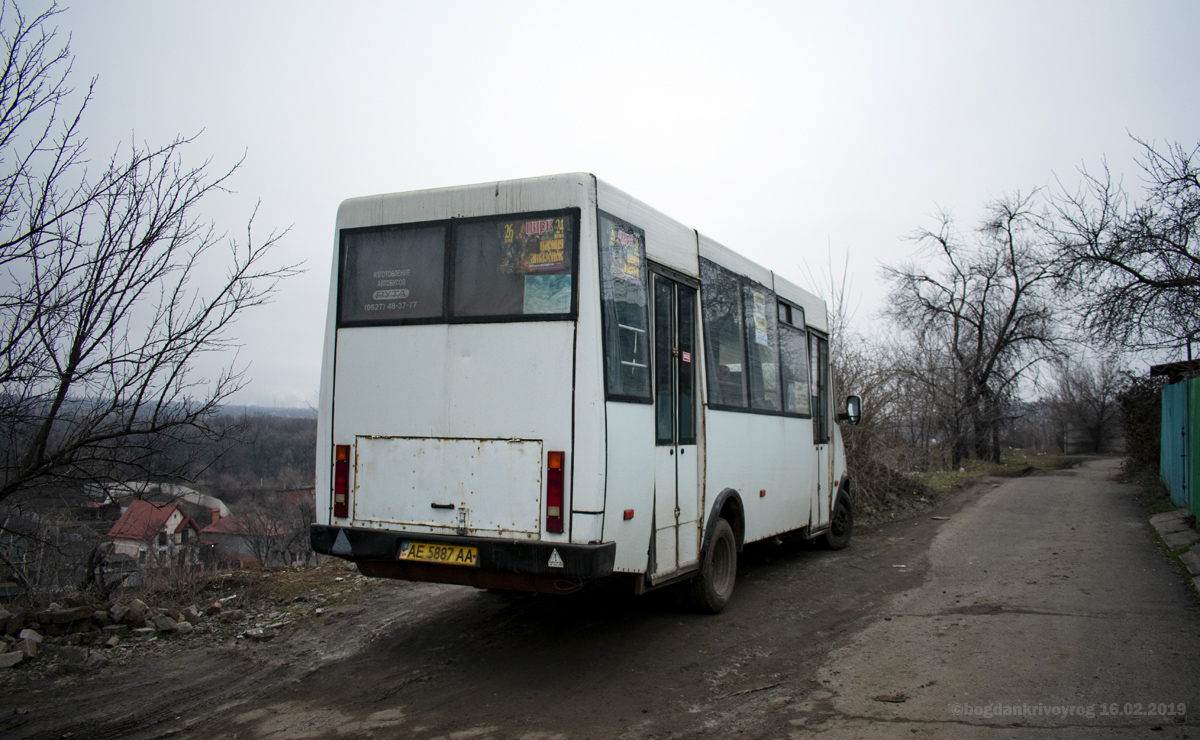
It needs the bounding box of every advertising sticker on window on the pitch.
[790,381,806,413]
[753,290,769,346]
[602,225,643,286]
[523,274,572,314]
[500,217,568,274]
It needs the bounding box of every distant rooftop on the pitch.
[1150,361,1200,384]
[102,481,231,518]
[107,501,201,542]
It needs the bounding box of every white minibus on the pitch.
[310,174,860,612]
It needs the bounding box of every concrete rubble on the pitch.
[0,564,354,672]
[0,587,310,671]
[152,614,179,632]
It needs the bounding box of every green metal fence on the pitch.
[1160,377,1200,517]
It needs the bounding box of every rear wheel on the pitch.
[684,518,737,613]
[822,493,853,550]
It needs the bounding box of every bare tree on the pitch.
[1050,136,1200,352]
[231,511,285,568]
[279,491,316,565]
[803,252,938,513]
[1117,372,1167,473]
[1004,396,1059,453]
[808,254,896,501]
[884,194,1059,465]
[1050,357,1125,454]
[0,2,299,511]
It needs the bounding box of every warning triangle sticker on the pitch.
[332,529,352,556]
[548,548,564,569]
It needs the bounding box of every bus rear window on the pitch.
[337,209,578,327]
[339,225,447,324]
[453,214,574,318]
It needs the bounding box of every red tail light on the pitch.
[333,444,350,519]
[546,450,564,534]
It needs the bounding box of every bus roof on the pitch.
[336,172,828,333]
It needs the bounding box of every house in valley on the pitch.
[106,500,203,568]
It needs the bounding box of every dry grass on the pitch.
[855,446,1079,524]
[144,559,399,622]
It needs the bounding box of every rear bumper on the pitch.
[310,524,616,581]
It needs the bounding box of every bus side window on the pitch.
[699,258,748,408]
[780,322,810,415]
[743,285,781,412]
[598,212,651,402]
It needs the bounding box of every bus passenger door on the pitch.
[810,333,833,526]
[651,273,700,580]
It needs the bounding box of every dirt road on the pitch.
[3,459,1198,738]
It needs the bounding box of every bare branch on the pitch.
[882,194,1060,464]
[0,2,302,510]
[1048,135,1200,351]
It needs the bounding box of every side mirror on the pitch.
[837,395,861,425]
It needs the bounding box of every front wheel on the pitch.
[822,493,853,550]
[683,518,737,613]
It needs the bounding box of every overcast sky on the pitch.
[58,1,1200,407]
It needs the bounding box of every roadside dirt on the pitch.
[0,478,1022,740]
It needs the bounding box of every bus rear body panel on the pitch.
[331,322,574,539]
[313,175,613,593]
[352,435,544,537]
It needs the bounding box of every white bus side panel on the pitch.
[698,234,772,289]
[316,220,342,527]
[570,187,607,528]
[597,180,704,574]
[596,178,699,279]
[703,411,816,543]
[601,402,656,573]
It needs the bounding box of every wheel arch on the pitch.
[702,488,745,556]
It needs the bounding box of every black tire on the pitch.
[683,518,737,614]
[822,493,853,550]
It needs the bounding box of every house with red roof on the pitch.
[106,500,203,568]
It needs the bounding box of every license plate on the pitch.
[399,541,479,567]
